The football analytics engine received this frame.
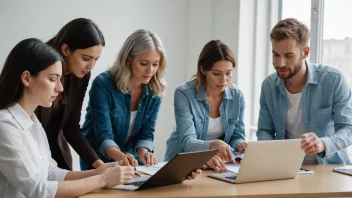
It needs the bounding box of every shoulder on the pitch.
[92,71,114,87]
[312,63,342,79]
[175,81,197,95]
[0,109,22,140]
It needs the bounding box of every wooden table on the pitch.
[80,165,352,198]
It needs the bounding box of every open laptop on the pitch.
[209,139,305,184]
[112,149,218,191]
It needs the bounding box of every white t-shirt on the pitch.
[127,111,138,140]
[0,103,69,198]
[205,117,224,140]
[285,88,317,164]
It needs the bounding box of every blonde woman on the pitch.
[81,29,166,169]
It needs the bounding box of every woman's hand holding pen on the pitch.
[137,148,157,166]
[100,163,135,187]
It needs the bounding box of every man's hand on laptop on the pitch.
[202,155,227,172]
[210,140,236,163]
[300,132,326,154]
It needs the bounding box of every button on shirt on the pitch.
[0,103,69,198]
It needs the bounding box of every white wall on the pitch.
[0,0,270,171]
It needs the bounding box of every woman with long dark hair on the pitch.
[35,18,105,170]
[0,38,134,198]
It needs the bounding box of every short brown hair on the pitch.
[192,40,236,91]
[270,18,310,48]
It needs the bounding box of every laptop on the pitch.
[209,139,305,184]
[112,149,218,190]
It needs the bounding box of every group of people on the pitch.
[0,16,351,198]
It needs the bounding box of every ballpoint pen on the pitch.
[112,158,124,167]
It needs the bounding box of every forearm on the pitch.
[64,169,97,181]
[106,146,123,161]
[56,175,105,198]
[92,159,104,168]
[183,137,212,152]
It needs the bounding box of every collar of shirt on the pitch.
[7,103,38,130]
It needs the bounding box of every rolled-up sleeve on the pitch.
[0,120,57,198]
[89,76,120,159]
[48,158,69,181]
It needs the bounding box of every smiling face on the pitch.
[26,61,63,107]
[272,37,308,80]
[62,44,103,78]
[129,49,161,85]
[202,60,233,92]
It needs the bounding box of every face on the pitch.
[129,50,161,85]
[63,44,103,78]
[27,61,63,107]
[202,60,233,92]
[272,38,307,80]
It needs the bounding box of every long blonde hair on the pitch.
[109,29,167,96]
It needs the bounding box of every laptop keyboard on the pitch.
[124,181,145,186]
[225,175,237,180]
[334,168,352,176]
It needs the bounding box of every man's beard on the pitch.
[274,56,304,80]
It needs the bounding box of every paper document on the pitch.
[136,161,168,175]
[225,163,240,173]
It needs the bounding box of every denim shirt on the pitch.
[81,71,161,166]
[165,81,246,161]
[257,61,352,164]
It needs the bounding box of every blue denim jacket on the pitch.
[81,71,161,168]
[257,62,352,164]
[165,81,246,161]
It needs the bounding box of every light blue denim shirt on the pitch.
[257,61,352,164]
[165,81,246,161]
[81,71,161,169]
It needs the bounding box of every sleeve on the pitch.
[174,88,212,152]
[89,75,120,159]
[0,120,57,198]
[62,72,101,166]
[229,90,246,149]
[48,158,69,181]
[256,81,276,140]
[319,73,352,158]
[135,97,162,152]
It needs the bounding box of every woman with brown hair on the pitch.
[165,40,247,172]
[35,18,105,170]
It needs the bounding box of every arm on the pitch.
[256,81,276,140]
[229,90,246,149]
[174,88,212,152]
[135,97,162,152]
[89,76,123,161]
[320,74,352,157]
[62,73,102,168]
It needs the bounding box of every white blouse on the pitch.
[0,103,69,198]
[205,117,224,140]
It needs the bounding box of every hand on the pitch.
[101,165,134,187]
[116,151,138,167]
[95,162,117,175]
[138,148,157,166]
[301,132,326,155]
[236,142,247,153]
[92,159,104,169]
[187,169,202,180]
[202,155,227,173]
[210,140,235,163]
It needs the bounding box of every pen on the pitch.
[112,158,124,167]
